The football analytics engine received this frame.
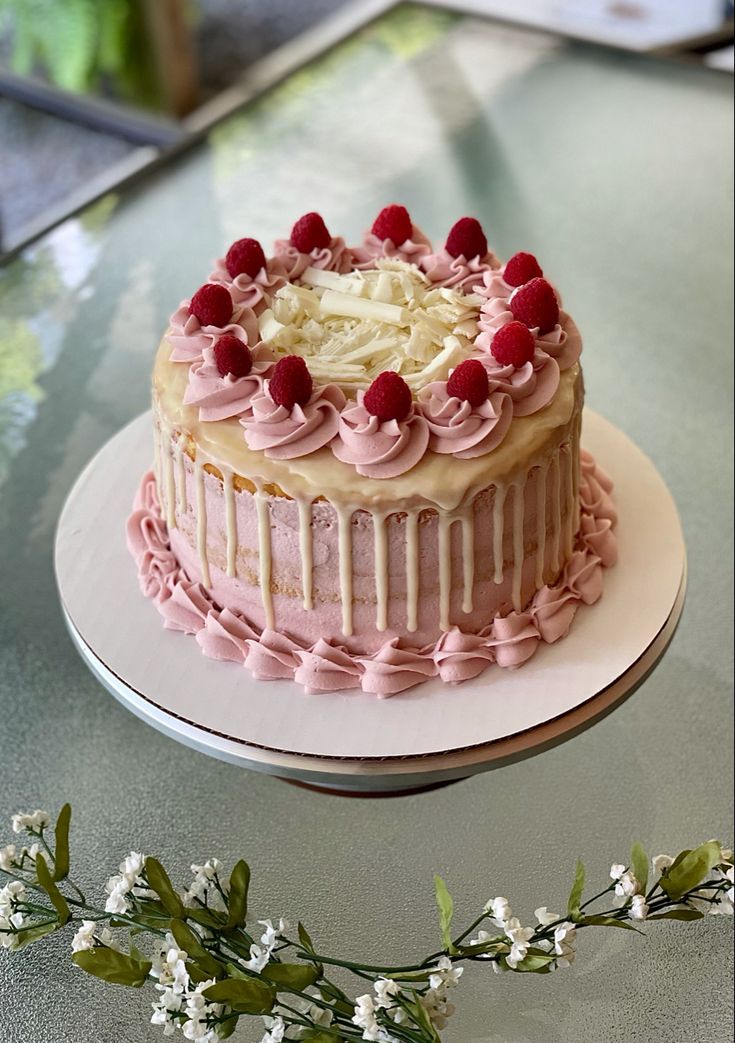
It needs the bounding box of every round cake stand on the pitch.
[55,410,686,796]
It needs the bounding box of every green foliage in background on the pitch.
[0,0,196,107]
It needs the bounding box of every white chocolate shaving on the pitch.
[258,261,481,391]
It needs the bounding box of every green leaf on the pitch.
[298,920,315,953]
[302,1033,345,1043]
[567,860,585,920]
[170,919,223,978]
[318,982,354,1017]
[513,952,556,973]
[582,915,641,933]
[225,860,250,930]
[408,997,442,1041]
[660,842,722,902]
[186,905,226,929]
[434,874,455,952]
[263,962,319,991]
[14,922,58,949]
[52,804,71,881]
[73,947,152,986]
[648,909,705,921]
[203,978,274,1015]
[144,858,185,919]
[630,842,648,893]
[35,853,69,925]
[218,1016,239,1040]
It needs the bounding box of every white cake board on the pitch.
[55,410,686,794]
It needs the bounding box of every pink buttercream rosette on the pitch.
[419,248,500,292]
[167,300,260,364]
[208,257,286,312]
[242,382,346,460]
[471,346,561,418]
[183,342,275,422]
[478,297,582,372]
[418,383,513,458]
[331,392,429,478]
[271,236,352,280]
[350,224,432,269]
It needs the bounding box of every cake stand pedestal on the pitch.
[55,409,686,795]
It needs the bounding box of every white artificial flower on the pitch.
[98,926,120,951]
[71,921,98,953]
[720,848,733,864]
[259,918,288,951]
[630,895,649,921]
[0,880,27,949]
[726,865,734,904]
[260,1015,286,1042]
[420,987,456,1030]
[20,843,40,862]
[151,945,190,993]
[245,943,270,973]
[104,877,131,915]
[504,918,534,969]
[428,955,463,990]
[609,864,626,881]
[11,810,51,834]
[374,977,400,1008]
[484,896,512,928]
[182,978,222,1042]
[652,854,674,875]
[184,860,224,908]
[0,844,16,872]
[151,986,184,1037]
[534,906,559,927]
[553,922,576,968]
[0,880,26,916]
[613,872,640,899]
[121,852,146,879]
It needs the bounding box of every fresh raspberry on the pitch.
[446,359,489,406]
[371,204,413,247]
[225,238,266,279]
[213,335,252,379]
[490,321,536,368]
[445,217,488,260]
[269,356,313,409]
[508,277,559,334]
[189,283,233,328]
[364,371,412,422]
[291,212,331,253]
[503,251,543,287]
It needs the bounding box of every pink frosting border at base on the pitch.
[126,451,617,698]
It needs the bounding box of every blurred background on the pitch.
[0,0,732,257]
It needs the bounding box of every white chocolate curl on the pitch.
[256,259,481,391]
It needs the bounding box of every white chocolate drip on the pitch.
[512,479,526,613]
[174,434,188,513]
[223,468,237,578]
[373,512,389,632]
[254,483,274,629]
[297,498,314,610]
[336,506,354,637]
[194,456,211,589]
[563,445,575,559]
[438,513,454,631]
[535,460,548,588]
[493,484,507,584]
[550,452,562,574]
[405,510,420,632]
[461,511,475,614]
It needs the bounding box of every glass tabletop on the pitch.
[1,5,732,1040]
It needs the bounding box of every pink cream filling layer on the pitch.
[126,452,617,697]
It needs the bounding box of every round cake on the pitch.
[128,205,617,695]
